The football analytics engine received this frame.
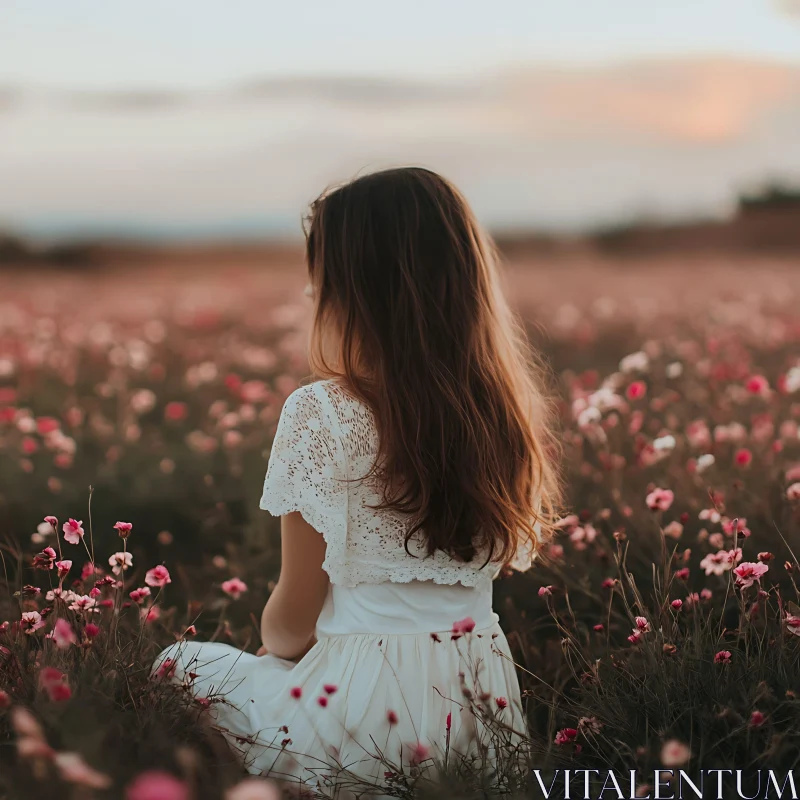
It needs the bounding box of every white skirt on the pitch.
[155,582,527,792]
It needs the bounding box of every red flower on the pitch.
[554,727,579,746]
[495,697,508,710]
[387,710,398,726]
[714,650,732,664]
[734,448,753,468]
[323,684,337,695]
[317,696,328,708]
[164,402,188,422]
[750,710,765,728]
[289,687,302,700]
[626,381,647,401]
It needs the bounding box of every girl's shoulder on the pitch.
[282,379,375,442]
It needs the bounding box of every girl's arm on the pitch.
[259,511,330,660]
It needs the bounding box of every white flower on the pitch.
[696,454,716,473]
[666,362,683,378]
[108,551,133,576]
[653,435,676,452]
[785,366,800,394]
[619,351,649,373]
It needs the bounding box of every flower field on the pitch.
[1,253,799,798]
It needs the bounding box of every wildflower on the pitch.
[109,551,133,576]
[696,453,715,473]
[141,606,160,623]
[289,687,302,700]
[538,585,553,597]
[55,560,72,579]
[12,707,53,759]
[734,448,753,467]
[130,587,151,604]
[674,567,690,580]
[387,710,399,725]
[646,488,674,511]
[85,622,101,639]
[626,381,647,401]
[733,561,769,589]
[62,519,85,545]
[451,617,476,635]
[155,659,177,680]
[745,375,769,395]
[700,551,737,577]
[601,578,617,589]
[44,515,59,530]
[593,624,604,632]
[408,741,429,766]
[653,434,676,452]
[50,618,77,649]
[39,667,71,702]
[750,710,766,728]
[554,728,579,746]
[714,650,732,664]
[183,625,197,637]
[164,402,189,422]
[758,552,773,562]
[663,521,683,539]
[144,565,171,588]
[628,631,642,644]
[671,599,683,610]
[578,716,603,734]
[661,740,691,767]
[53,753,112,790]
[634,616,650,632]
[620,351,649,373]
[114,521,133,539]
[21,611,44,634]
[495,696,508,710]
[69,595,97,612]
[722,518,750,538]
[126,771,189,800]
[32,547,57,570]
[221,577,248,599]
[784,614,800,636]
[787,483,800,501]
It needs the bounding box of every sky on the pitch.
[2,0,800,90]
[2,1,800,238]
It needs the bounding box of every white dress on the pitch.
[155,379,532,792]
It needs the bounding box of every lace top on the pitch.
[259,379,536,590]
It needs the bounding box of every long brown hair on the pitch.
[304,166,562,565]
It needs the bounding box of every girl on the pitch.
[155,167,561,793]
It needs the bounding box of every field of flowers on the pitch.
[1,253,799,798]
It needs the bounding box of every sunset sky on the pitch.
[2,1,800,238]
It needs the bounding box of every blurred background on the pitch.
[2,0,800,250]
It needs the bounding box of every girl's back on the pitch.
[154,167,560,793]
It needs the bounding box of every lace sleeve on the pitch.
[259,383,347,548]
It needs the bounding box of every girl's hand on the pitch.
[256,645,268,656]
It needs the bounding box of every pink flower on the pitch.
[787,483,800,502]
[155,659,177,680]
[734,448,753,468]
[69,595,97,612]
[32,547,57,570]
[54,752,112,789]
[21,611,44,634]
[164,402,189,422]
[39,667,71,702]
[221,577,248,599]
[144,565,171,588]
[495,696,508,710]
[634,616,651,632]
[114,521,133,539]
[85,623,101,639]
[51,618,77,649]
[130,587,152,604]
[733,561,769,589]
[714,650,732,664]
[750,710,766,728]
[109,551,133,576]
[408,741,429,766]
[62,518,85,545]
[126,771,189,800]
[626,381,647,401]
[554,727,579,746]
[55,560,72,579]
[44,515,59,530]
[671,599,683,610]
[538,586,553,597]
[745,375,769,395]
[451,617,476,635]
[646,488,674,512]
[628,631,643,644]
[661,739,691,767]
[784,614,800,636]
